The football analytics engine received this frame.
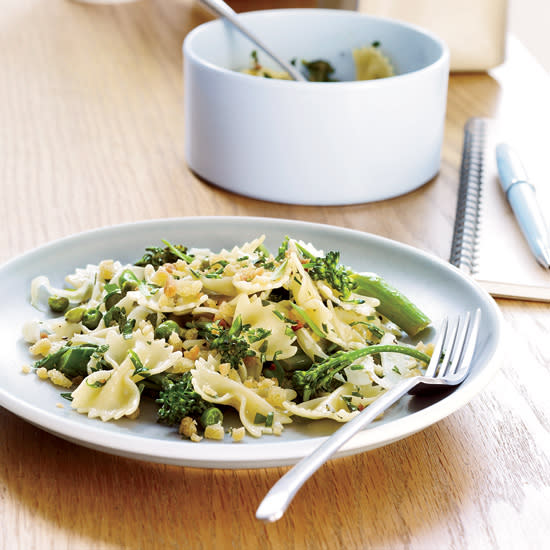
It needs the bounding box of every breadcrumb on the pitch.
[228,368,241,383]
[258,377,276,391]
[174,259,188,272]
[98,259,115,281]
[56,403,64,409]
[169,357,194,373]
[21,364,31,374]
[231,427,245,442]
[175,279,202,297]
[179,416,198,438]
[158,293,174,309]
[29,338,52,356]
[213,300,235,323]
[235,266,265,282]
[47,369,73,388]
[151,268,169,286]
[126,408,140,420]
[202,384,217,398]
[164,276,177,298]
[168,331,183,351]
[266,386,288,408]
[204,423,224,440]
[416,341,435,356]
[183,345,200,361]
[272,421,283,436]
[218,362,231,377]
[139,319,155,340]
[36,367,49,380]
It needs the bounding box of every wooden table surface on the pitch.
[2,1,550,549]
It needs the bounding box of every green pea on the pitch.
[119,269,139,293]
[154,320,181,341]
[121,280,139,293]
[48,295,69,313]
[200,407,223,428]
[64,306,86,324]
[82,308,102,330]
[104,290,122,310]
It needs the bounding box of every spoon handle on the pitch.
[199,0,306,81]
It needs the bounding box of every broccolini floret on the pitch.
[295,243,356,299]
[134,241,192,268]
[200,315,257,369]
[156,372,210,426]
[303,250,356,299]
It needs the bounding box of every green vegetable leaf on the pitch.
[128,349,148,376]
[289,303,325,338]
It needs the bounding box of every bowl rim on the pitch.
[183,8,450,88]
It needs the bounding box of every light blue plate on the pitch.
[0,217,503,468]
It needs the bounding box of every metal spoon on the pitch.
[198,0,307,81]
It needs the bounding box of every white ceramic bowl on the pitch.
[183,9,449,205]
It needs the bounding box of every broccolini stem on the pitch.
[351,273,431,337]
[161,239,194,264]
[292,344,431,401]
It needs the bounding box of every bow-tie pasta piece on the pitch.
[71,360,140,421]
[192,367,293,437]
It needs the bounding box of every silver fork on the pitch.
[256,309,482,523]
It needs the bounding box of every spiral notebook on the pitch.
[450,117,550,301]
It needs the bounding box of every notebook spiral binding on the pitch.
[450,117,490,273]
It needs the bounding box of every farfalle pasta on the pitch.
[22,236,432,442]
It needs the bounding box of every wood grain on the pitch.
[1,1,550,549]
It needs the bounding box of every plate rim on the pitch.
[0,216,504,468]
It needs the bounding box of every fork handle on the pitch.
[255,377,420,523]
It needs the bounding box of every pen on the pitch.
[496,143,550,269]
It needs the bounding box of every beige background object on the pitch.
[322,0,550,73]
[357,0,508,71]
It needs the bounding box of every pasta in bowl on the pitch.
[22,235,434,443]
[241,43,395,81]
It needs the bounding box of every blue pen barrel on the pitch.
[496,143,550,268]
[507,182,550,259]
